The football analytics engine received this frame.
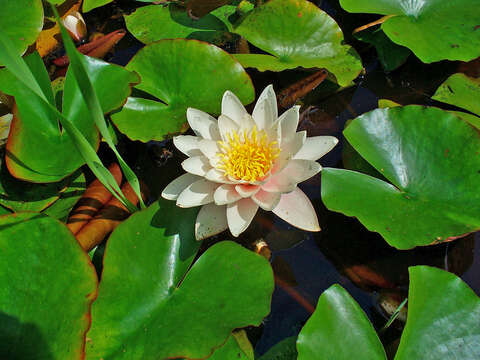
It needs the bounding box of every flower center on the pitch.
[216,127,280,182]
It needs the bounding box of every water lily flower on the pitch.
[162,85,338,240]
[62,12,87,42]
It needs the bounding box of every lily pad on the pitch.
[233,0,363,86]
[82,0,112,12]
[395,266,480,359]
[209,333,253,360]
[340,0,480,63]
[321,105,480,249]
[354,27,410,72]
[86,199,273,359]
[297,284,387,360]
[433,73,480,117]
[111,39,254,142]
[0,53,138,183]
[125,4,238,44]
[0,212,97,359]
[0,0,43,62]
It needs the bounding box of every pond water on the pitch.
[86,0,480,357]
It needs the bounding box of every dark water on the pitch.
[86,0,480,357]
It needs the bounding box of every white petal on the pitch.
[205,169,233,184]
[239,113,256,131]
[281,159,322,183]
[273,187,320,232]
[187,108,221,140]
[195,203,228,241]
[218,114,239,140]
[252,190,281,211]
[176,179,218,208]
[222,91,248,125]
[199,139,220,158]
[271,131,306,174]
[235,184,260,198]
[252,85,277,130]
[181,156,211,176]
[227,198,259,237]
[214,184,242,205]
[293,136,339,161]
[278,105,300,144]
[161,173,200,200]
[173,135,203,157]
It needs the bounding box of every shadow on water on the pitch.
[0,312,54,360]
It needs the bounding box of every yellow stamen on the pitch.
[216,127,280,182]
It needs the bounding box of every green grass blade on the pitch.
[51,4,146,209]
[0,32,138,213]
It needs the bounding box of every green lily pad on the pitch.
[395,266,480,359]
[297,284,387,360]
[82,0,112,12]
[0,212,97,359]
[111,39,254,142]
[0,53,138,183]
[354,27,410,72]
[0,0,43,62]
[433,73,480,117]
[86,199,273,359]
[125,4,238,44]
[209,332,253,360]
[321,105,480,249]
[233,0,363,86]
[340,0,480,63]
[258,336,297,360]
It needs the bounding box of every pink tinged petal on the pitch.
[187,108,221,140]
[176,179,218,208]
[293,136,339,161]
[181,156,211,176]
[173,135,203,157]
[198,139,220,158]
[271,131,306,174]
[205,168,233,184]
[252,85,277,130]
[214,184,242,205]
[218,114,239,141]
[162,173,200,201]
[252,190,281,211]
[235,184,260,198]
[222,90,248,125]
[227,198,259,237]
[262,159,321,193]
[272,187,320,232]
[195,203,228,241]
[278,105,300,145]
[261,173,297,194]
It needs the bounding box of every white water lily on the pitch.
[162,85,338,240]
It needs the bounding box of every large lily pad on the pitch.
[125,4,238,44]
[395,266,480,359]
[433,73,480,118]
[111,39,254,142]
[340,0,480,63]
[0,212,97,359]
[86,199,273,359]
[233,0,363,86]
[0,0,43,61]
[0,53,138,183]
[297,284,387,360]
[321,105,480,249]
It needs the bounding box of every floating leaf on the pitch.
[258,336,297,360]
[0,212,97,359]
[0,0,43,62]
[0,53,138,183]
[433,73,480,117]
[125,4,238,44]
[111,39,254,141]
[395,266,480,359]
[297,284,387,360]
[209,332,253,360]
[233,0,363,86]
[86,199,273,359]
[82,0,112,12]
[340,0,480,63]
[322,105,480,249]
[354,27,410,72]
